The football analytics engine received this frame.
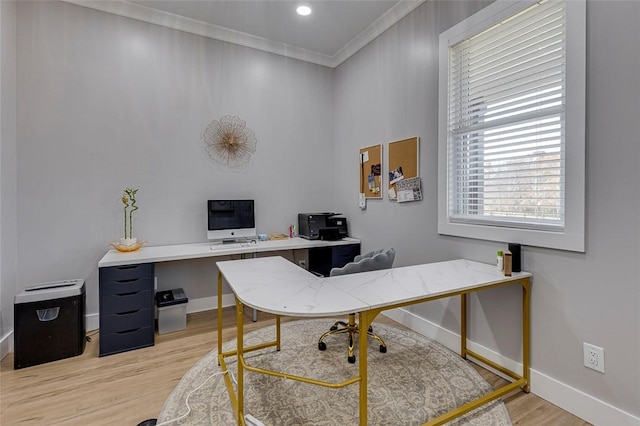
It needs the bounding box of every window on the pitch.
[438,0,585,252]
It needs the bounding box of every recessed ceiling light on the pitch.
[296,5,312,16]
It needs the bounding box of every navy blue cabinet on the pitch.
[99,263,154,356]
[308,243,360,277]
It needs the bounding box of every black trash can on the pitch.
[14,279,86,369]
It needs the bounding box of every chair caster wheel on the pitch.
[318,342,327,351]
[330,325,338,331]
[368,326,373,333]
[348,355,356,364]
[380,345,387,353]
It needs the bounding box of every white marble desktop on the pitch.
[98,237,360,268]
[216,256,369,316]
[216,257,532,317]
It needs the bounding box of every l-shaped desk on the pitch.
[216,256,532,426]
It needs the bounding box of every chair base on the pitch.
[317,313,387,363]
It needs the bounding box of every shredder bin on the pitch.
[155,288,188,334]
[14,279,86,369]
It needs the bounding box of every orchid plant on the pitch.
[121,188,139,240]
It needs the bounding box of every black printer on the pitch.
[298,213,349,240]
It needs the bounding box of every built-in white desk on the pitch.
[98,237,360,267]
[97,237,360,356]
[216,256,532,426]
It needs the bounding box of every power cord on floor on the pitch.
[244,413,266,426]
[154,369,236,426]
[85,329,99,342]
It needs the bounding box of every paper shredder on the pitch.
[14,279,86,369]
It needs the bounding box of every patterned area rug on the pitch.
[157,319,511,425]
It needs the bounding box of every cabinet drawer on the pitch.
[99,326,154,357]
[100,276,153,296]
[332,244,361,268]
[100,308,153,334]
[101,289,153,315]
[99,263,154,282]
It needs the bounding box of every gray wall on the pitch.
[334,0,640,418]
[3,0,640,421]
[14,1,335,313]
[0,0,18,348]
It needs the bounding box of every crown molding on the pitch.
[332,0,424,66]
[60,0,425,68]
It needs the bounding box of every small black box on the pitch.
[508,243,522,273]
[14,279,86,369]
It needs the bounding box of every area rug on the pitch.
[157,319,511,425]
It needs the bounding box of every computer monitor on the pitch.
[207,200,256,242]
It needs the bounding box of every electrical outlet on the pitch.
[298,259,307,269]
[583,342,605,373]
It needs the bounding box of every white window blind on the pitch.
[448,0,566,231]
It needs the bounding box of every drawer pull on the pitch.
[116,291,139,297]
[116,310,140,316]
[117,265,140,270]
[116,328,141,335]
[115,278,139,283]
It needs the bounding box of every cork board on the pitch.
[359,144,383,199]
[388,137,419,200]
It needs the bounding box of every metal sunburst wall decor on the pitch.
[204,115,257,168]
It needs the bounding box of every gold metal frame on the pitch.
[217,271,531,426]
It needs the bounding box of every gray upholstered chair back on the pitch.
[329,248,395,277]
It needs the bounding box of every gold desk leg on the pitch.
[276,314,281,351]
[218,272,223,363]
[358,310,374,426]
[236,298,245,425]
[460,293,468,359]
[522,278,531,393]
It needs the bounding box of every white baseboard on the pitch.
[86,313,99,331]
[0,330,13,360]
[531,369,640,426]
[382,308,640,426]
[185,294,235,314]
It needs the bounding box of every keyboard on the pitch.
[209,242,256,250]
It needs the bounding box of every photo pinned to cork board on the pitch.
[387,137,421,202]
[396,176,422,203]
[358,144,383,209]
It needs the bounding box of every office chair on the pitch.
[317,248,395,363]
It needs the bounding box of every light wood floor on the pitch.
[1,308,590,425]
